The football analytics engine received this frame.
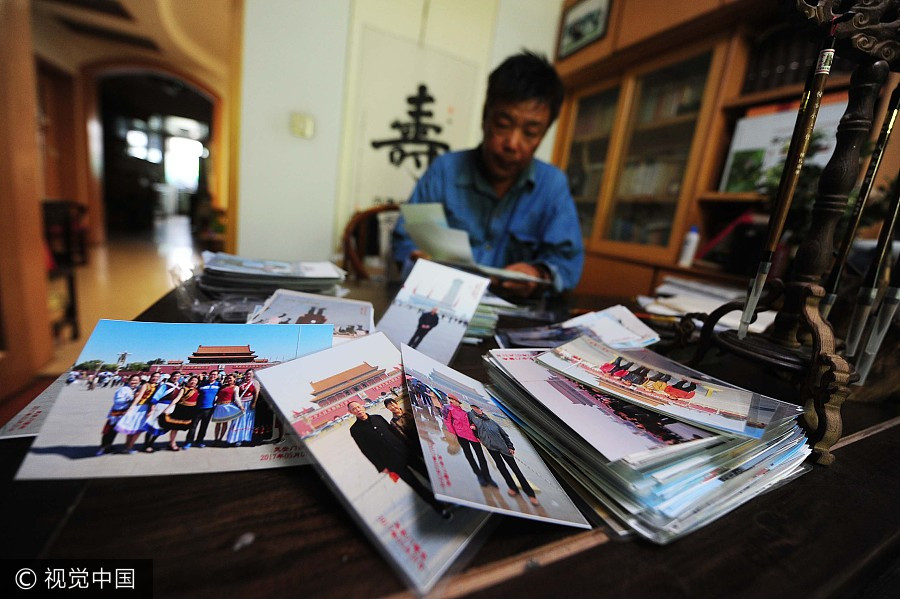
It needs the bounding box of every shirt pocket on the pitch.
[506,230,540,264]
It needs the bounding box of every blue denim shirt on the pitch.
[392,149,584,292]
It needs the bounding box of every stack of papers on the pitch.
[495,305,660,349]
[483,335,809,543]
[400,204,547,284]
[644,275,776,333]
[463,291,520,343]
[197,251,346,296]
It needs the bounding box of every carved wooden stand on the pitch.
[692,1,898,465]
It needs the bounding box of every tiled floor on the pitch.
[41,215,200,375]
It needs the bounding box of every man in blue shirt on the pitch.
[392,51,584,296]
[186,370,219,449]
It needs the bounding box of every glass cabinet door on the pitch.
[564,86,620,240]
[604,52,711,247]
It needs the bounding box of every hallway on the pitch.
[41,215,200,375]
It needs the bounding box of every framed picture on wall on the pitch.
[557,0,611,60]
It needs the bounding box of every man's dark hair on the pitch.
[485,50,564,124]
[383,397,398,408]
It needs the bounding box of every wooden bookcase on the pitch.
[552,0,870,297]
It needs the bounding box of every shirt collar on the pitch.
[457,147,536,197]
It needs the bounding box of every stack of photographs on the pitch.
[247,288,375,344]
[483,337,810,544]
[536,335,802,438]
[256,333,589,594]
[495,305,659,350]
[197,251,346,296]
[399,344,589,529]
[463,292,524,343]
[256,333,489,594]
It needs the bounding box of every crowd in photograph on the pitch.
[598,356,698,400]
[95,368,284,455]
[567,377,706,445]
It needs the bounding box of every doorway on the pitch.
[98,72,213,234]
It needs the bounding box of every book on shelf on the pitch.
[618,154,686,199]
[573,95,617,139]
[696,212,770,277]
[637,77,703,125]
[742,26,854,94]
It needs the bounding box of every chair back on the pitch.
[341,204,400,280]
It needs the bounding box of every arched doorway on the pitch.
[98,72,213,233]
[77,61,224,246]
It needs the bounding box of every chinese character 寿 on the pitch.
[371,84,450,171]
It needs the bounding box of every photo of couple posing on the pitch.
[398,344,588,528]
[406,374,539,506]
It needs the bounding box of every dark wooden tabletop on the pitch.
[2,280,898,598]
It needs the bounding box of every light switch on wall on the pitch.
[290,112,315,138]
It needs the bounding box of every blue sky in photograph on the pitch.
[74,320,332,365]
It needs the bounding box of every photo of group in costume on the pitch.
[400,345,588,528]
[16,320,333,480]
[98,368,265,456]
[487,349,716,464]
[536,335,803,438]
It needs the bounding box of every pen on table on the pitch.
[821,82,900,320]
[854,251,900,384]
[844,173,900,357]
[632,312,682,324]
[737,20,845,339]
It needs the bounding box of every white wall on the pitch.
[490,0,566,163]
[235,0,563,261]
[332,0,499,251]
[236,0,351,260]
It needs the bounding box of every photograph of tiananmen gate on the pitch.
[64,320,333,383]
[146,344,273,377]
[290,362,403,437]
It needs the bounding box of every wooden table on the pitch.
[2,281,898,598]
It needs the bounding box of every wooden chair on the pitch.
[341,204,400,280]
